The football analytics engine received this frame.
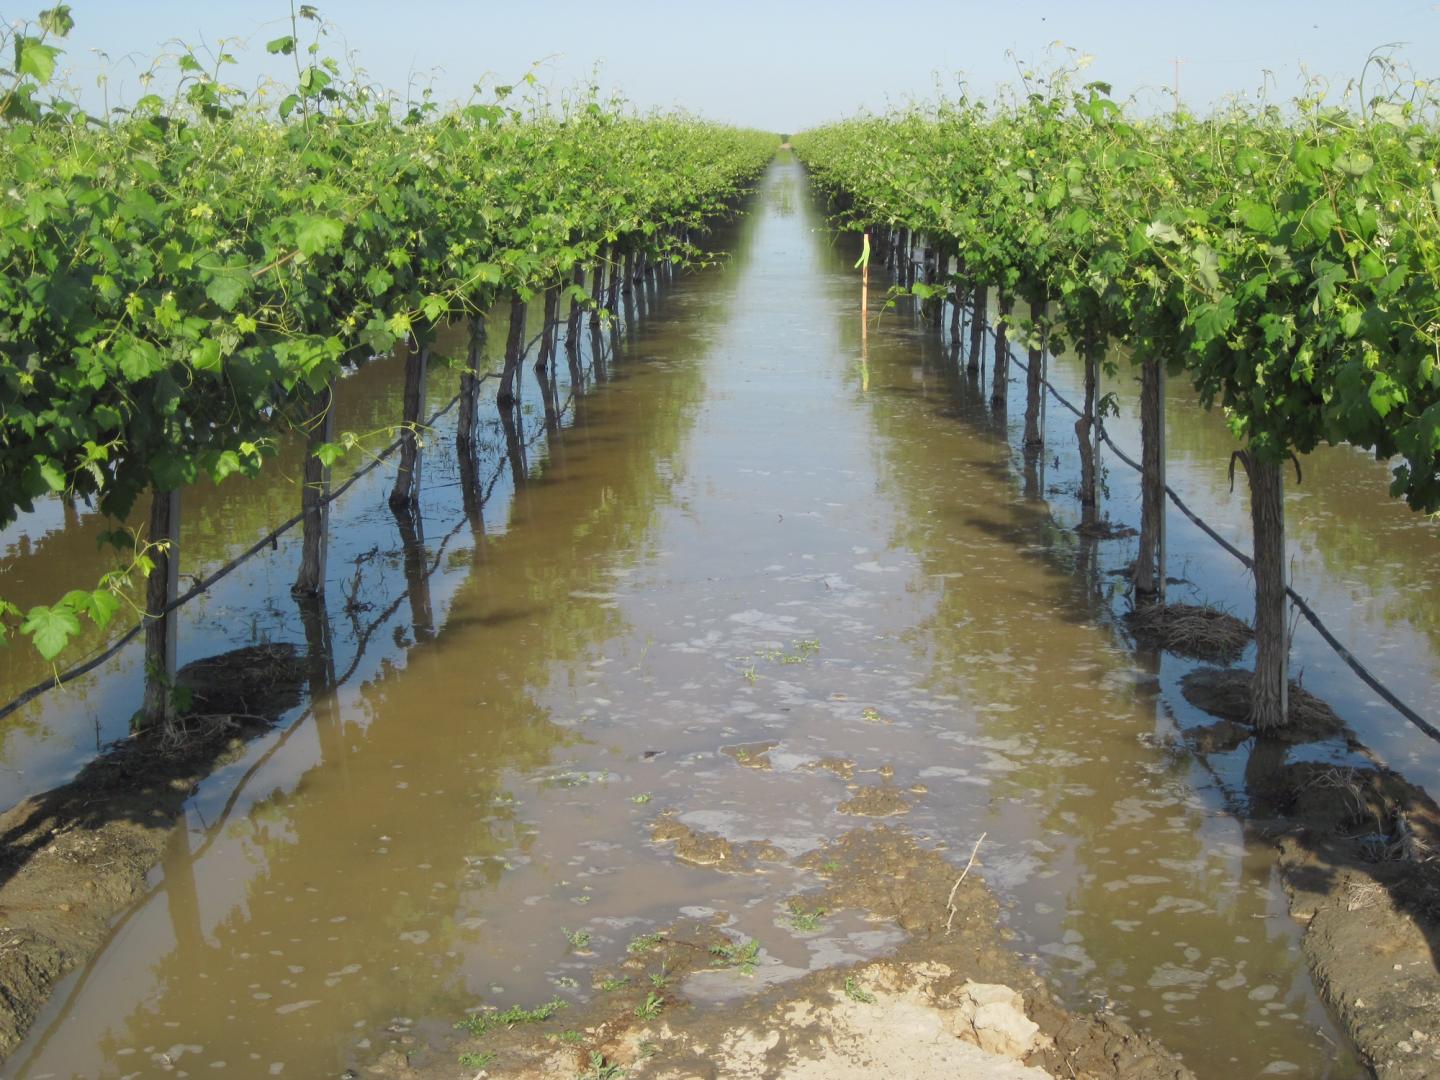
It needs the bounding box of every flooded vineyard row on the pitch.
[5,156,1438,1078]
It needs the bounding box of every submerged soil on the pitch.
[364,826,1191,1080]
[0,644,303,1056]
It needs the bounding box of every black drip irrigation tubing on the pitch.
[0,302,626,726]
[938,303,1440,745]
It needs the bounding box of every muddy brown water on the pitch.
[10,155,1438,1076]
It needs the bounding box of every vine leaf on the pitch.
[205,269,250,312]
[296,217,344,257]
[15,39,61,85]
[21,605,81,661]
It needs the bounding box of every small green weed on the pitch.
[555,1029,584,1045]
[581,1051,626,1079]
[459,1050,496,1068]
[820,859,841,874]
[597,975,630,992]
[709,938,760,976]
[456,996,567,1037]
[562,927,591,949]
[843,976,875,1004]
[634,991,664,1020]
[787,905,827,932]
[755,641,818,666]
[547,770,605,789]
[627,932,663,954]
[860,707,882,723]
[630,792,652,804]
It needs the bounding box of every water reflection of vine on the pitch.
[995,323,1440,744]
[879,234,1436,743]
[0,286,636,729]
[14,321,622,1057]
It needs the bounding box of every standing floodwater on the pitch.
[10,158,1379,1077]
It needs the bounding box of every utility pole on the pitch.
[1172,57,1186,113]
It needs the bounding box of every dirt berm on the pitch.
[0,643,304,1058]
[1182,666,1440,1078]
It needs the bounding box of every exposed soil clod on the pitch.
[175,641,307,719]
[837,786,910,818]
[1074,520,1138,541]
[802,756,855,780]
[1179,666,1347,742]
[721,741,779,770]
[1124,603,1252,664]
[649,815,784,870]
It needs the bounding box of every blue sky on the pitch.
[20,1,1440,129]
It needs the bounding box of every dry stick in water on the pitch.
[945,832,987,934]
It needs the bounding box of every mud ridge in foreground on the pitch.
[365,825,1193,1080]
